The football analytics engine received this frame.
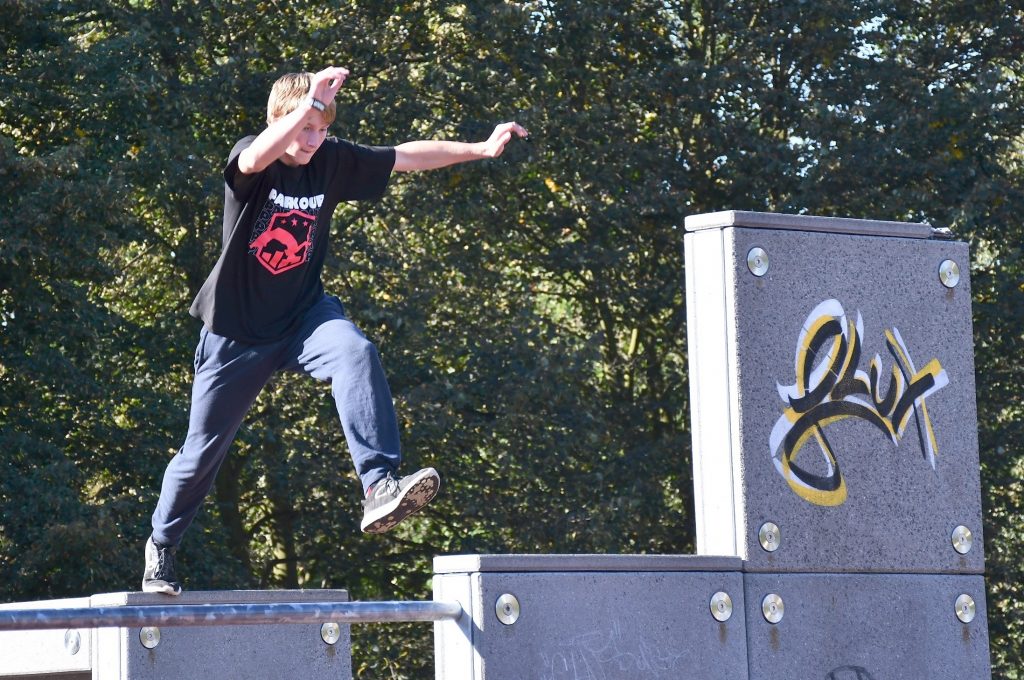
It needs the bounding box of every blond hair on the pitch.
[266,72,337,125]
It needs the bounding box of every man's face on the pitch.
[280,117,329,166]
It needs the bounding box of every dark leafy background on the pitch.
[2,1,1021,677]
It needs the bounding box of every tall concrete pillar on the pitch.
[684,210,990,679]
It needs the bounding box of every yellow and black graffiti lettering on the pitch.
[770,300,948,506]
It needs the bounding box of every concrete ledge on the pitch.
[434,553,744,574]
[683,210,934,238]
[89,589,345,607]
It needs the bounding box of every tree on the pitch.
[2,1,1022,678]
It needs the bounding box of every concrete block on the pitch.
[89,590,351,680]
[684,212,984,574]
[743,572,990,680]
[433,554,748,680]
[0,597,92,679]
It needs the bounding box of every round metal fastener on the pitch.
[762,594,785,624]
[710,591,733,622]
[495,593,520,626]
[951,525,974,555]
[747,247,769,277]
[955,594,976,623]
[139,627,160,650]
[758,522,781,552]
[320,622,342,645]
[64,629,81,656]
[939,259,961,288]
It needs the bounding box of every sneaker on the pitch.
[361,467,440,534]
[142,536,182,596]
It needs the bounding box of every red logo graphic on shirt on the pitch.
[249,210,315,275]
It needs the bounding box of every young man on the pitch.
[143,66,528,595]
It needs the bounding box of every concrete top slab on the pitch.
[0,596,92,610]
[433,553,743,574]
[684,210,936,239]
[89,589,350,607]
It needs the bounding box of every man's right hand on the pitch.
[308,66,349,104]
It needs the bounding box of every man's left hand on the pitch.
[481,122,530,158]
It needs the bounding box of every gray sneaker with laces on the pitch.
[361,467,440,533]
[142,536,182,595]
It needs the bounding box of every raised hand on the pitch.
[308,66,350,104]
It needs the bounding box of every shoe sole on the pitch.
[142,582,182,596]
[361,470,440,534]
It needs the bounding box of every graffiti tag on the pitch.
[770,299,948,506]
[537,619,688,680]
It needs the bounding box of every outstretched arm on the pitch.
[393,122,529,172]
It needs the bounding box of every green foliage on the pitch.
[2,1,1022,678]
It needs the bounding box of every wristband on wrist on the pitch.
[305,96,327,112]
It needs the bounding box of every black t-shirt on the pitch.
[189,136,396,343]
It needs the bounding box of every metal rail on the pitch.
[0,600,463,631]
